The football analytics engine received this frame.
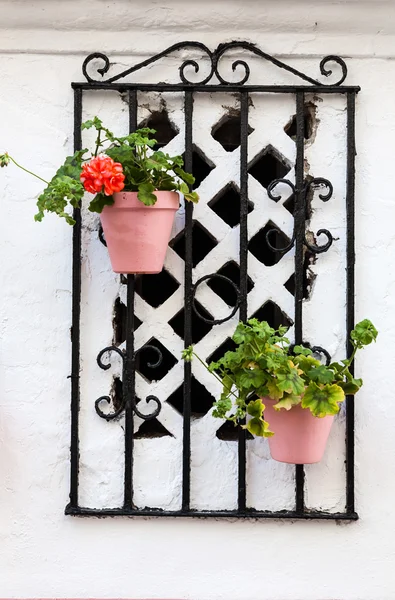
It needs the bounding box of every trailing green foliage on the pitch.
[0,116,198,224]
[182,318,377,437]
[35,150,87,226]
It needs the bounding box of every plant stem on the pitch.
[192,351,238,400]
[94,128,102,156]
[338,343,360,376]
[9,157,49,185]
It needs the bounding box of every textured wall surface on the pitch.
[0,1,394,599]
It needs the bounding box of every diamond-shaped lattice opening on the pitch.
[208,183,254,227]
[211,113,254,152]
[284,103,316,142]
[216,420,253,441]
[206,261,254,307]
[170,221,218,268]
[166,376,215,417]
[113,297,141,345]
[136,338,177,382]
[138,109,178,150]
[168,300,213,344]
[248,146,291,189]
[134,416,173,438]
[182,146,215,188]
[136,269,180,308]
[283,194,295,215]
[248,221,290,266]
[207,337,237,367]
[284,273,296,297]
[284,261,315,301]
[250,301,292,330]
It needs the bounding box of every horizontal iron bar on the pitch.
[65,504,358,521]
[71,82,361,94]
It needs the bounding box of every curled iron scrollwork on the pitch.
[319,55,347,87]
[97,345,125,370]
[81,41,348,87]
[95,345,162,421]
[135,344,163,369]
[311,345,331,366]
[266,177,334,255]
[266,179,296,254]
[303,178,334,254]
[83,42,214,85]
[95,346,126,420]
[133,395,162,421]
[95,394,125,421]
[192,273,241,325]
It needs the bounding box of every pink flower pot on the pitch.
[262,398,335,464]
[100,191,179,274]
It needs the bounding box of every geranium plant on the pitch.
[182,318,377,438]
[0,116,199,225]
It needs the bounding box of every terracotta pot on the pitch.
[100,191,179,274]
[262,398,334,464]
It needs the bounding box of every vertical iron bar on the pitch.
[238,91,249,511]
[182,91,193,511]
[345,91,356,514]
[69,87,83,509]
[124,90,138,509]
[294,91,305,513]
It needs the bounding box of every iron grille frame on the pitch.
[66,41,360,521]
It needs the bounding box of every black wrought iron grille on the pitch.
[66,42,360,520]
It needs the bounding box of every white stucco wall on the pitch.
[0,1,395,598]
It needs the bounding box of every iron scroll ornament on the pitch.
[191,276,331,362]
[95,345,162,421]
[82,41,348,87]
[266,177,334,255]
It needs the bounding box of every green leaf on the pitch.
[246,398,265,419]
[232,322,255,344]
[184,191,199,203]
[245,416,274,438]
[137,182,157,206]
[301,382,345,417]
[351,319,378,347]
[35,168,85,224]
[273,393,302,411]
[306,365,335,385]
[178,182,189,195]
[293,345,313,356]
[174,167,195,185]
[88,192,114,213]
[145,157,168,171]
[212,395,232,418]
[337,377,363,395]
[81,116,103,130]
[293,354,321,375]
[239,368,265,389]
[266,377,284,401]
[276,363,305,396]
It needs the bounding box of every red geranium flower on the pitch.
[80,154,125,196]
